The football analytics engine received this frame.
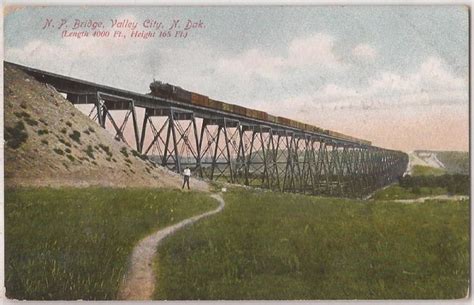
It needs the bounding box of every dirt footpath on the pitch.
[117,193,225,300]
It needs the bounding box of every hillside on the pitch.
[4,64,208,190]
[435,151,469,175]
[407,150,469,176]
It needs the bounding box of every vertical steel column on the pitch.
[130,101,140,152]
[192,116,202,177]
[139,109,149,153]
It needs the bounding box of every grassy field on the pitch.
[371,185,447,200]
[154,189,469,300]
[5,187,217,300]
[411,165,446,176]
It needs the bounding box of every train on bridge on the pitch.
[148,81,372,146]
[6,61,408,198]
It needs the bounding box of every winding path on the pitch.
[117,193,225,300]
[389,195,468,204]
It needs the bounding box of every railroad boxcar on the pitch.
[232,104,247,116]
[222,101,233,113]
[191,92,209,107]
[209,99,224,110]
[246,108,258,119]
[328,130,341,138]
[277,116,291,127]
[314,126,325,134]
[250,109,268,121]
[267,114,278,124]
[296,121,306,130]
[288,119,300,129]
[259,110,268,121]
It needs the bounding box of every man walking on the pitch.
[182,166,191,190]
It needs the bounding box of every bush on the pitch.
[131,149,148,161]
[5,121,28,149]
[53,148,64,155]
[58,138,72,148]
[399,174,469,195]
[24,117,38,127]
[66,154,75,162]
[69,130,81,144]
[84,145,95,160]
[99,144,113,157]
[120,147,129,158]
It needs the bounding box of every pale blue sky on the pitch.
[4,5,469,151]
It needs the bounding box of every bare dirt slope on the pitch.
[4,64,208,191]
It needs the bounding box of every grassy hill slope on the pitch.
[4,64,208,190]
[436,151,469,175]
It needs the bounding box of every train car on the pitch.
[328,130,345,139]
[296,121,306,130]
[246,108,258,119]
[209,99,224,110]
[277,116,291,126]
[258,110,268,121]
[222,101,233,113]
[247,109,268,121]
[191,92,209,107]
[287,119,298,129]
[267,114,278,124]
[232,104,247,116]
[314,126,325,134]
[304,124,313,132]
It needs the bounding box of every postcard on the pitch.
[2,4,470,301]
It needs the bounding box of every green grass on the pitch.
[154,189,469,300]
[411,165,446,176]
[371,185,447,200]
[5,187,217,300]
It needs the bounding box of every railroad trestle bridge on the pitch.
[9,62,408,198]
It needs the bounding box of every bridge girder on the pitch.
[19,64,409,198]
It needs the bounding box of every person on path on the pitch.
[182,166,191,189]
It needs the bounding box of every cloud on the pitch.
[255,55,468,151]
[287,33,345,68]
[214,32,347,81]
[216,49,284,80]
[352,43,377,59]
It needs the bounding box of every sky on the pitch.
[4,5,469,152]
